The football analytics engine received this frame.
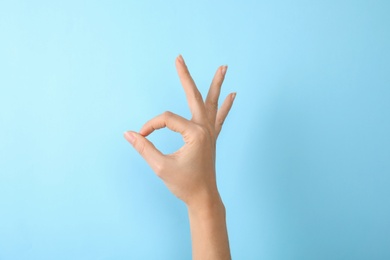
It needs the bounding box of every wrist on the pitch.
[187,189,226,218]
[187,188,230,260]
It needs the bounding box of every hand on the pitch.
[124,55,236,208]
[125,55,235,259]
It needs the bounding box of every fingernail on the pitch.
[231,92,237,101]
[177,55,184,64]
[221,65,228,76]
[124,131,135,145]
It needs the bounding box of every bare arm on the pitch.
[124,55,235,259]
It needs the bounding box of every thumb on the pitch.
[124,131,164,171]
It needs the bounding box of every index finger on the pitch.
[139,111,193,139]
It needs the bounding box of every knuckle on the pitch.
[163,111,173,120]
[192,92,203,103]
[197,94,204,103]
[194,125,209,142]
[216,117,225,127]
[207,101,218,112]
[134,139,146,156]
[154,161,166,177]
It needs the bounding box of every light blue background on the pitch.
[1,1,389,259]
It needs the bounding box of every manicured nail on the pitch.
[231,92,237,101]
[221,65,228,76]
[124,131,135,145]
[177,55,184,64]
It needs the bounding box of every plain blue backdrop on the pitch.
[1,0,389,259]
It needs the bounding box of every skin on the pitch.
[124,55,235,260]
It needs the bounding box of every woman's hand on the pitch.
[125,55,235,259]
[124,55,235,209]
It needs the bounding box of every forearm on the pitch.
[187,191,231,260]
